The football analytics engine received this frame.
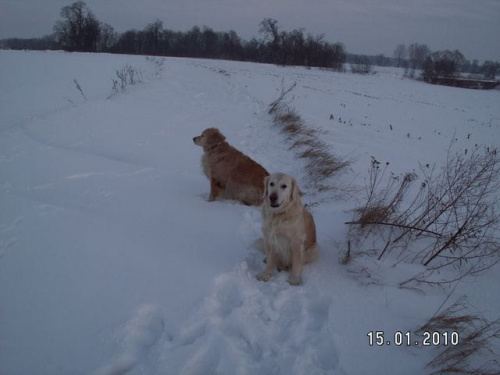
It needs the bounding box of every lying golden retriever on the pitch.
[256,173,319,285]
[193,128,269,206]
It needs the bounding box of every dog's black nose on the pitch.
[269,193,278,202]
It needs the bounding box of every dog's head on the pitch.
[264,173,300,213]
[193,128,226,151]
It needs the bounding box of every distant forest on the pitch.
[1,1,498,78]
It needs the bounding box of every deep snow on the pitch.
[0,50,499,375]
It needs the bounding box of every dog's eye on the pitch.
[281,184,287,189]
[270,182,275,187]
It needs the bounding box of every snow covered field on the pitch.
[1,50,499,374]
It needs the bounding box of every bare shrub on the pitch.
[350,64,372,75]
[108,65,144,99]
[268,79,297,114]
[355,205,392,227]
[350,157,419,229]
[73,79,87,101]
[145,56,165,76]
[347,147,500,284]
[350,56,373,75]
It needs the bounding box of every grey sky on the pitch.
[1,0,499,62]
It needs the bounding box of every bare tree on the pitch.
[481,61,499,79]
[408,43,430,72]
[219,30,243,60]
[183,26,202,57]
[393,44,407,67]
[98,23,117,52]
[53,1,101,52]
[259,18,281,64]
[112,30,138,54]
[143,19,163,55]
[280,28,305,66]
[201,26,218,57]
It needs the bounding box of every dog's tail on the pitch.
[305,243,319,264]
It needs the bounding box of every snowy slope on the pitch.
[0,50,499,375]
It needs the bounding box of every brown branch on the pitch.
[268,79,297,114]
[345,220,442,237]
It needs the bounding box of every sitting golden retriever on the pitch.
[193,128,269,206]
[256,173,319,285]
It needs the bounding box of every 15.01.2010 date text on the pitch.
[367,331,459,347]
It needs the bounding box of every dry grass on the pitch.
[354,204,392,227]
[415,301,500,375]
[269,89,350,190]
[282,121,304,136]
[289,138,323,150]
[273,109,303,127]
[418,302,482,334]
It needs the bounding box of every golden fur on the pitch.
[193,128,269,206]
[256,173,319,285]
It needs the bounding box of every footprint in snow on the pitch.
[93,304,165,375]
[166,262,345,374]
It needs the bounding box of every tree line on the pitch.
[392,43,498,80]
[1,1,498,78]
[1,1,346,70]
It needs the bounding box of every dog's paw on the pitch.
[288,276,301,286]
[256,272,271,282]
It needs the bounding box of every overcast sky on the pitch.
[1,0,499,62]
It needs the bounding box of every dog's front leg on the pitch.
[288,246,304,286]
[256,245,275,282]
[209,177,222,201]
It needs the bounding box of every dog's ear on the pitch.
[290,176,300,203]
[263,175,270,199]
[207,128,226,144]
